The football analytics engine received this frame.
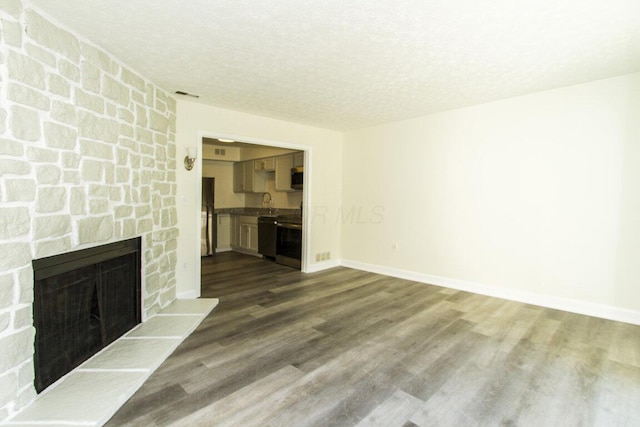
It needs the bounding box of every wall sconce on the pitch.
[184,147,197,171]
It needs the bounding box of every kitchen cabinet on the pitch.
[216,214,231,251]
[275,154,294,192]
[293,152,304,167]
[233,161,266,193]
[230,215,239,247]
[254,157,275,172]
[230,215,259,255]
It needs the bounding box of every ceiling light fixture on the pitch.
[217,138,235,143]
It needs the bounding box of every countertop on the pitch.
[214,207,301,217]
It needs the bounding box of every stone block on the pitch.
[155,146,166,162]
[18,361,34,391]
[62,152,80,168]
[115,167,130,184]
[0,327,35,372]
[50,101,77,126]
[32,214,71,239]
[80,42,112,71]
[0,207,30,239]
[58,59,80,82]
[4,179,36,202]
[35,187,66,213]
[2,18,22,47]
[145,272,160,295]
[109,186,121,202]
[142,155,155,168]
[80,60,101,93]
[139,143,154,156]
[166,95,176,112]
[25,10,80,62]
[7,51,45,89]
[89,184,108,198]
[63,171,80,184]
[80,158,104,182]
[0,274,14,310]
[0,312,10,334]
[131,91,144,104]
[25,44,56,67]
[0,109,6,135]
[0,0,22,18]
[139,186,150,203]
[44,121,77,150]
[136,126,153,144]
[130,153,140,168]
[69,187,86,215]
[26,147,58,162]
[14,305,32,329]
[103,75,130,106]
[165,238,177,252]
[75,88,104,113]
[155,99,167,113]
[106,102,116,117]
[116,148,128,166]
[119,123,134,138]
[149,110,169,133]
[113,220,121,238]
[167,143,176,160]
[36,164,61,185]
[137,218,152,234]
[47,73,71,98]
[114,205,132,218]
[34,237,72,259]
[0,242,30,270]
[117,108,135,124]
[135,205,151,218]
[135,104,147,127]
[80,139,113,160]
[77,215,113,244]
[0,159,30,175]
[78,110,119,143]
[10,105,40,141]
[0,370,17,407]
[0,138,23,156]
[8,83,50,110]
[103,162,114,183]
[17,266,33,305]
[122,218,136,237]
[89,199,108,214]
[121,67,146,92]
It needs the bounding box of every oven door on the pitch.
[276,222,302,269]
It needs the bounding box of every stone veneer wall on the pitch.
[0,1,179,421]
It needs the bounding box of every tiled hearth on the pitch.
[3,298,218,426]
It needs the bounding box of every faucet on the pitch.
[262,192,273,215]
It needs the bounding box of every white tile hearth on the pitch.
[4,298,219,427]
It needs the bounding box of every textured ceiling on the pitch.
[27,0,640,130]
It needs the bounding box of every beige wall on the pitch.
[175,100,343,297]
[342,73,640,319]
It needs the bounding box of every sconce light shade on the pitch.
[184,147,197,171]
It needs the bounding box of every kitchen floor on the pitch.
[106,252,640,426]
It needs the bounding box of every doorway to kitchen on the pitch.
[196,134,310,294]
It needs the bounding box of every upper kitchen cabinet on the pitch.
[293,152,304,167]
[254,157,275,172]
[233,161,266,193]
[275,154,295,192]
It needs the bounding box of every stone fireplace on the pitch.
[0,3,178,422]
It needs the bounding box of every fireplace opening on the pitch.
[32,238,141,393]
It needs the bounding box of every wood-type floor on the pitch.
[107,252,640,426]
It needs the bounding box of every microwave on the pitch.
[291,167,303,190]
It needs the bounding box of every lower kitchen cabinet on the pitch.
[230,215,259,255]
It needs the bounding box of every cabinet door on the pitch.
[239,224,250,248]
[244,161,266,193]
[254,157,275,172]
[248,224,259,251]
[216,214,231,249]
[275,155,294,191]
[230,216,239,246]
[293,152,304,167]
[233,162,244,193]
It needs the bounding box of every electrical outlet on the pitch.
[392,242,399,251]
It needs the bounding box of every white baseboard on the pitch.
[341,259,640,326]
[305,258,341,273]
[215,247,232,253]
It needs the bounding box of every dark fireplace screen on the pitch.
[32,238,141,393]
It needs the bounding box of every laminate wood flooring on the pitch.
[106,252,640,426]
